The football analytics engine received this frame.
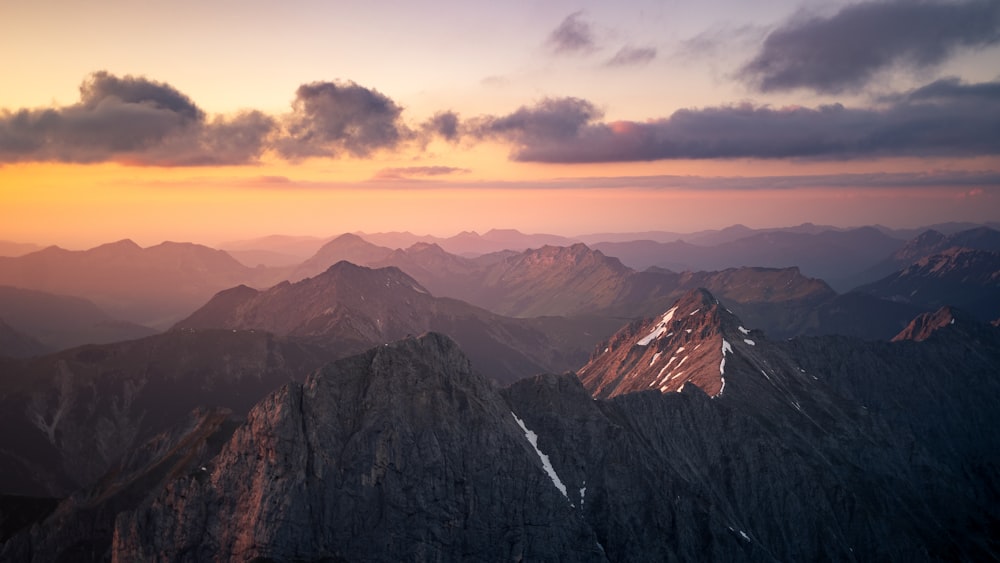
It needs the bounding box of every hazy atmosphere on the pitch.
[2,0,998,247]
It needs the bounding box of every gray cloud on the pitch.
[740,0,1000,94]
[471,97,601,146]
[479,79,1000,162]
[547,12,597,54]
[605,46,657,67]
[0,71,273,165]
[374,166,470,180]
[276,80,406,159]
[423,111,460,142]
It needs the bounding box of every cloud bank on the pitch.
[1,70,998,167]
[479,79,1000,162]
[740,0,1000,93]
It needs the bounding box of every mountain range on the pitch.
[4,291,998,561]
[1,222,997,560]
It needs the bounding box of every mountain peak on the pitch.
[91,239,142,253]
[578,288,752,399]
[891,306,974,342]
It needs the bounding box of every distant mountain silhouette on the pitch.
[0,318,49,358]
[0,286,156,351]
[593,227,904,291]
[0,241,285,328]
[290,233,396,280]
[0,241,42,258]
[853,247,1000,321]
[853,227,1000,286]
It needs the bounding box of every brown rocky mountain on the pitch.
[175,261,602,384]
[10,318,992,561]
[891,305,974,342]
[578,289,753,399]
[291,238,923,340]
[0,240,284,328]
[857,226,1000,284]
[0,329,332,497]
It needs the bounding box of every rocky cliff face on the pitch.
[102,316,1000,562]
[577,288,743,398]
[112,333,603,562]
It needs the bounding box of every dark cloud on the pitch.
[276,81,406,159]
[547,12,597,54]
[423,111,460,141]
[480,79,1000,162]
[374,166,470,180]
[740,0,1000,93]
[0,71,274,166]
[0,71,273,166]
[80,71,204,121]
[471,97,601,146]
[605,46,657,67]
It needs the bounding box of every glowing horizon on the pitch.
[2,0,998,248]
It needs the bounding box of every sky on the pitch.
[1,0,999,248]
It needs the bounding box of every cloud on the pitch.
[546,12,597,54]
[478,79,1000,162]
[373,166,470,180]
[471,97,602,146]
[422,111,460,142]
[605,46,657,67]
[0,71,274,166]
[740,0,1000,94]
[509,170,1000,191]
[275,80,406,159]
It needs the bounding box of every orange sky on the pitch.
[2,0,998,248]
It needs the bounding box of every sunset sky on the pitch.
[2,0,999,248]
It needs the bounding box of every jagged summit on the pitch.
[892,306,978,342]
[113,331,602,562]
[578,288,759,399]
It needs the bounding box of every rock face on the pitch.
[891,305,972,342]
[102,321,1000,562]
[0,329,331,496]
[577,288,744,398]
[113,333,603,562]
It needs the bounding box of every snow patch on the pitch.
[649,352,662,366]
[637,306,678,346]
[738,326,750,335]
[512,412,568,500]
[950,318,955,325]
[716,339,734,398]
[689,308,700,315]
[744,338,755,346]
